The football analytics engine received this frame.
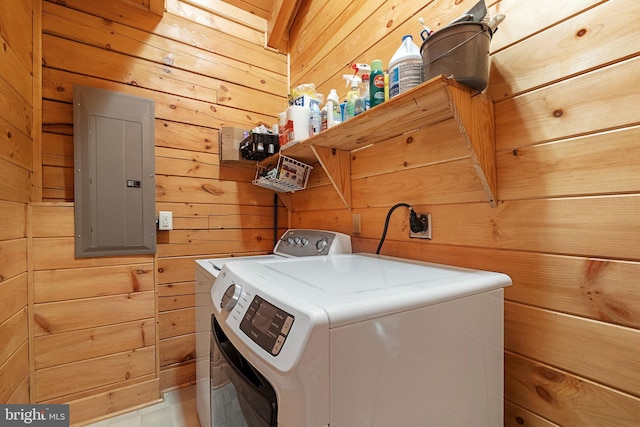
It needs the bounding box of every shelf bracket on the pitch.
[276,192,293,211]
[446,85,498,207]
[310,145,352,208]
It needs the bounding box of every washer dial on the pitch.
[220,283,242,311]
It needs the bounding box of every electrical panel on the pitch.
[73,85,156,257]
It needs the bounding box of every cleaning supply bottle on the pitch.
[351,63,371,113]
[325,88,341,129]
[369,59,385,108]
[389,35,422,98]
[356,74,369,114]
[321,105,328,131]
[309,98,321,136]
[343,74,361,120]
[384,71,389,101]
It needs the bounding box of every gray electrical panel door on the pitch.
[74,85,156,257]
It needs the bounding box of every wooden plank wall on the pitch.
[30,203,160,423]
[0,0,35,405]
[33,0,287,423]
[288,0,640,425]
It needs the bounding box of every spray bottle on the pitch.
[360,74,370,112]
[351,63,371,114]
[325,88,341,129]
[343,74,361,120]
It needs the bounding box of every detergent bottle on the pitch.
[389,35,422,98]
[325,89,341,129]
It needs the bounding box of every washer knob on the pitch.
[220,283,242,311]
[316,237,328,253]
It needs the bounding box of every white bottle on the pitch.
[326,89,341,128]
[389,35,422,98]
[309,99,321,136]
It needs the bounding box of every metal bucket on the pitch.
[420,22,492,92]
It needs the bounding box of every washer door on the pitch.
[211,315,277,427]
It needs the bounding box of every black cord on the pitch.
[376,203,413,254]
[273,193,278,249]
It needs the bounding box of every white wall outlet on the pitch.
[158,211,173,231]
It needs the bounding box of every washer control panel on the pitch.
[274,229,351,257]
[240,295,294,356]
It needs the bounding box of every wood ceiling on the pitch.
[141,0,300,52]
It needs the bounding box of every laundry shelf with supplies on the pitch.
[259,75,497,207]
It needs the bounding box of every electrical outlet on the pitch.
[158,211,173,231]
[409,213,431,239]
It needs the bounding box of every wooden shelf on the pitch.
[261,75,497,208]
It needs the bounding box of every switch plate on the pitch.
[158,211,173,231]
[352,214,362,234]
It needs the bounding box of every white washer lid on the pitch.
[196,254,284,278]
[228,253,511,327]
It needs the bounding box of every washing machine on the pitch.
[209,253,511,427]
[195,230,352,427]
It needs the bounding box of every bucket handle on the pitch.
[425,28,490,66]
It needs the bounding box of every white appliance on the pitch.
[209,253,511,427]
[195,229,352,427]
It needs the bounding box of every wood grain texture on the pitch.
[33,292,155,336]
[58,378,160,425]
[34,320,155,369]
[0,0,33,72]
[34,264,154,303]
[0,342,29,403]
[505,351,640,426]
[32,237,153,271]
[504,400,559,427]
[495,56,640,151]
[159,360,196,391]
[0,116,33,171]
[158,308,196,339]
[505,302,640,397]
[0,6,30,400]
[0,308,28,369]
[0,251,27,298]
[498,126,640,200]
[35,346,156,401]
[489,0,634,98]
[159,334,196,366]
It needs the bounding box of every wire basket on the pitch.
[253,155,313,193]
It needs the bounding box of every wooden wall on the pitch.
[30,203,160,422]
[5,0,288,424]
[288,0,640,425]
[0,0,36,406]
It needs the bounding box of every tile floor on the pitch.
[86,385,200,427]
